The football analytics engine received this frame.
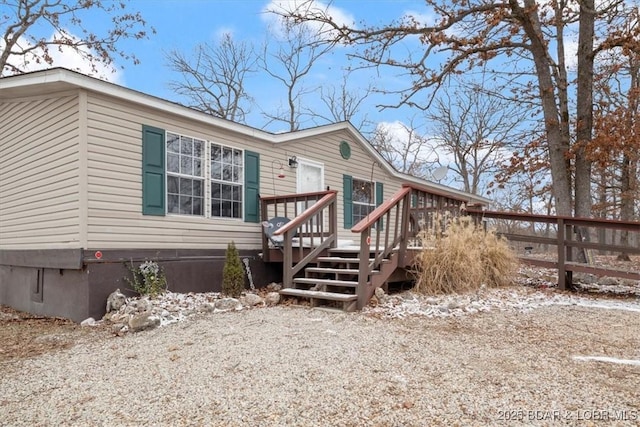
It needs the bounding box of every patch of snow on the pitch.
[364,287,640,319]
[573,356,640,367]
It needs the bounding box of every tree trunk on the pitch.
[575,0,595,219]
[617,57,639,261]
[514,0,573,216]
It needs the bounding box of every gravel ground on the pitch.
[1,287,639,426]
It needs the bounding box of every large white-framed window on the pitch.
[166,132,205,216]
[210,142,243,219]
[352,177,375,224]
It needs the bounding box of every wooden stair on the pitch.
[279,247,394,312]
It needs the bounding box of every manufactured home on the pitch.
[0,68,490,321]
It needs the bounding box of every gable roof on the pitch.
[0,68,491,206]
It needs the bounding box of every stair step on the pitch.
[329,247,398,254]
[279,288,357,302]
[316,257,373,263]
[293,278,358,287]
[305,267,379,275]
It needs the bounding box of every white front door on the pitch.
[296,159,325,233]
[297,158,324,195]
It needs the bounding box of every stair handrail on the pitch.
[272,190,338,288]
[351,185,413,308]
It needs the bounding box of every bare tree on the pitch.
[310,72,372,130]
[277,0,640,217]
[427,82,527,195]
[370,118,437,178]
[166,34,257,123]
[1,0,153,75]
[259,20,332,131]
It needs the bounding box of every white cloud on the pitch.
[262,0,355,39]
[401,9,438,27]
[1,30,122,83]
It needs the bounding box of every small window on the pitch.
[210,142,243,219]
[166,133,205,216]
[352,178,375,224]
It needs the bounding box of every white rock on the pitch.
[242,293,264,306]
[215,298,242,311]
[128,313,161,332]
[197,303,215,313]
[265,292,281,306]
[80,317,97,327]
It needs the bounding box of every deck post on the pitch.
[329,200,337,249]
[282,229,293,288]
[260,200,270,262]
[357,229,370,309]
[557,218,566,290]
[397,192,411,267]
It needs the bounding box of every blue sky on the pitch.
[11,0,434,135]
[2,0,556,195]
[118,0,428,132]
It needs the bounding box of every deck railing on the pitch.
[466,209,640,289]
[260,190,338,287]
[350,183,470,308]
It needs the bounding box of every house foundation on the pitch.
[0,249,280,322]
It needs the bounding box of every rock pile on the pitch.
[84,284,283,335]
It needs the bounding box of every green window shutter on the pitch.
[343,175,353,229]
[244,150,260,223]
[376,182,384,230]
[142,125,166,216]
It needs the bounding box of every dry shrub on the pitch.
[413,215,518,294]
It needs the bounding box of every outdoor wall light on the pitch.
[288,156,298,168]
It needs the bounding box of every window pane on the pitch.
[193,197,202,216]
[167,133,180,153]
[182,137,193,155]
[192,179,202,197]
[209,142,244,218]
[167,154,179,173]
[223,147,232,164]
[193,140,204,158]
[232,202,241,218]
[222,184,232,200]
[211,161,222,180]
[179,195,192,215]
[181,155,193,175]
[222,165,232,181]
[353,179,373,204]
[211,200,221,217]
[168,195,179,213]
[194,159,202,176]
[211,183,221,200]
[222,201,232,217]
[167,176,179,194]
[211,143,221,161]
[180,177,193,195]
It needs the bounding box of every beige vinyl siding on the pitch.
[0,95,81,249]
[277,129,405,243]
[84,93,407,250]
[86,93,267,250]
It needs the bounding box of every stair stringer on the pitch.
[357,252,399,309]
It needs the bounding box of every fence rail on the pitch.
[467,209,640,289]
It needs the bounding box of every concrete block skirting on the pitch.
[0,248,281,322]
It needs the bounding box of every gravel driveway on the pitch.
[1,290,639,426]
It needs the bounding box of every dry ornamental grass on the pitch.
[413,216,519,294]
